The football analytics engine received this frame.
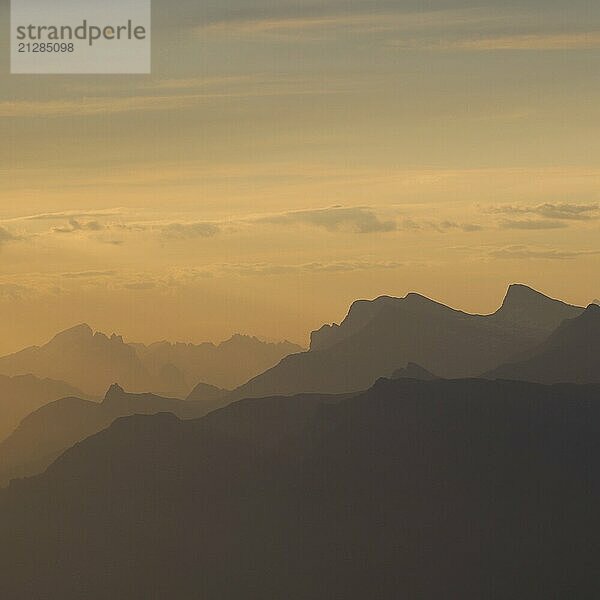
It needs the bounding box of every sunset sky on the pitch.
[1,0,599,354]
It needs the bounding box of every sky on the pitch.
[1,0,600,354]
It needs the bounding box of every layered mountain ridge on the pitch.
[0,374,82,442]
[0,326,302,397]
[229,284,582,400]
[485,303,600,384]
[0,383,229,487]
[2,378,600,598]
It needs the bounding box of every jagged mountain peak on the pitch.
[501,283,552,306]
[391,363,437,381]
[574,302,600,322]
[493,284,582,330]
[104,383,125,402]
[50,323,93,343]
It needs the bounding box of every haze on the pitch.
[1,0,599,355]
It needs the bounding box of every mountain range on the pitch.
[228,284,582,399]
[1,377,599,598]
[0,384,229,487]
[2,283,597,490]
[485,303,600,384]
[0,374,82,442]
[0,325,302,398]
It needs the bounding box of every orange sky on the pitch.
[1,0,599,354]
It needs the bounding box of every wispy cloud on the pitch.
[445,32,600,51]
[123,281,157,290]
[0,227,17,243]
[401,219,483,233]
[61,270,117,279]
[490,245,600,260]
[0,226,21,248]
[0,74,344,119]
[0,283,31,300]
[53,219,106,234]
[500,219,568,230]
[0,95,206,119]
[257,206,396,234]
[203,259,405,277]
[162,222,221,239]
[20,209,123,221]
[491,202,599,221]
[199,9,504,37]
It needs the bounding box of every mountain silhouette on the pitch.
[484,303,600,384]
[0,374,82,442]
[134,334,303,391]
[391,362,438,380]
[0,325,150,396]
[1,378,600,598]
[0,383,228,487]
[0,326,302,398]
[186,381,229,403]
[229,284,582,399]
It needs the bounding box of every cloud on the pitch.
[490,245,600,261]
[0,227,18,244]
[434,220,483,233]
[20,209,123,221]
[198,9,503,38]
[0,283,31,300]
[0,77,342,120]
[258,206,396,234]
[399,219,482,233]
[123,282,157,290]
[52,219,106,234]
[0,227,23,250]
[61,270,117,279]
[500,219,568,230]
[444,32,600,51]
[491,203,599,221]
[198,6,600,53]
[213,259,405,277]
[0,95,205,119]
[162,222,221,239]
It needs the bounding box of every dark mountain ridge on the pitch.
[0,374,82,442]
[485,303,600,384]
[1,378,600,599]
[0,383,228,487]
[229,284,582,399]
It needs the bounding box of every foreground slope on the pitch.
[0,384,228,487]
[485,304,600,384]
[230,284,582,399]
[0,374,82,441]
[1,378,600,599]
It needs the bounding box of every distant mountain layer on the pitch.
[229,284,582,399]
[484,304,600,384]
[186,382,229,403]
[0,374,81,442]
[0,326,302,397]
[134,334,303,392]
[391,362,438,381]
[0,384,228,487]
[1,378,600,598]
